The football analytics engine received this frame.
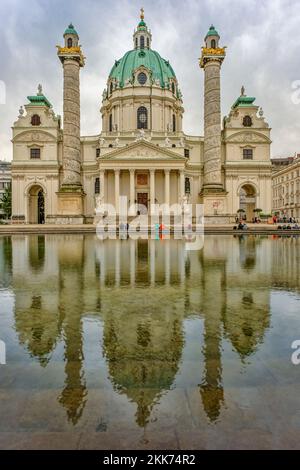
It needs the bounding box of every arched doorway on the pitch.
[239,184,256,222]
[28,185,45,224]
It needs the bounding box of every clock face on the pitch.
[139,113,147,123]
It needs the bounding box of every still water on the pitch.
[0,234,300,449]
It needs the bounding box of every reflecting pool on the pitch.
[0,234,300,449]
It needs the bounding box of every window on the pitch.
[31,114,41,126]
[96,148,100,158]
[138,72,147,85]
[243,148,253,160]
[30,148,41,159]
[109,114,113,132]
[108,144,113,148]
[185,177,191,194]
[243,115,252,127]
[147,37,150,48]
[135,38,138,49]
[110,82,113,94]
[137,106,148,129]
[184,148,190,158]
[67,38,73,48]
[211,39,216,49]
[140,36,145,49]
[95,177,100,194]
[172,114,176,132]
[172,82,175,94]
[172,144,176,148]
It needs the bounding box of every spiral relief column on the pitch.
[200,25,225,190]
[200,26,228,222]
[56,24,86,223]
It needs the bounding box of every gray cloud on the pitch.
[0,0,299,160]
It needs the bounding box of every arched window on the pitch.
[211,39,216,49]
[147,38,150,48]
[110,82,113,94]
[185,177,191,194]
[172,82,175,94]
[137,106,148,129]
[95,177,100,194]
[140,36,145,49]
[243,115,253,127]
[109,114,113,132]
[31,114,41,126]
[172,114,176,132]
[67,38,73,48]
[135,38,138,49]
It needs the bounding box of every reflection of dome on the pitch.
[109,49,177,89]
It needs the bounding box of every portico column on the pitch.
[150,169,155,208]
[115,169,120,214]
[164,169,170,206]
[100,170,105,202]
[179,170,185,200]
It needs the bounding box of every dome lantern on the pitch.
[133,8,152,50]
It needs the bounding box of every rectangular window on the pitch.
[30,148,41,159]
[96,148,100,158]
[184,148,190,158]
[95,177,100,194]
[243,148,253,160]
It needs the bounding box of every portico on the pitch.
[97,141,186,214]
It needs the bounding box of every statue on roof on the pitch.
[241,85,245,96]
[37,84,43,96]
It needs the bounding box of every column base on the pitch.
[53,188,86,225]
[199,188,230,224]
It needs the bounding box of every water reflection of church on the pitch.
[2,234,297,427]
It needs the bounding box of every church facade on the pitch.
[11,11,272,224]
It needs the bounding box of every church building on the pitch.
[11,10,272,224]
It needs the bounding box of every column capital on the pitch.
[114,169,120,175]
[164,169,171,175]
[149,168,156,174]
[129,168,135,174]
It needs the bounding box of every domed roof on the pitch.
[109,49,176,89]
[205,24,219,38]
[64,23,78,36]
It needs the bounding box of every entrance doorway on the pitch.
[137,193,148,213]
[239,184,256,222]
[28,185,45,224]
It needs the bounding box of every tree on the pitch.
[0,185,12,219]
[253,208,262,213]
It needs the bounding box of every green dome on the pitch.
[206,24,219,38]
[64,23,78,36]
[109,49,176,88]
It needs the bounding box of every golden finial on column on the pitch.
[140,7,145,20]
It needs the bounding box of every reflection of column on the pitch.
[164,169,170,205]
[200,258,225,422]
[178,242,185,285]
[115,239,120,287]
[130,239,136,286]
[115,169,120,214]
[150,240,156,285]
[100,169,105,202]
[165,241,170,285]
[150,169,155,208]
[99,243,106,286]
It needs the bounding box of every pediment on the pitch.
[225,131,271,144]
[13,130,57,143]
[101,140,186,161]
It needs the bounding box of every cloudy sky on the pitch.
[0,0,300,161]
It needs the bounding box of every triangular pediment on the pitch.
[100,140,186,161]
